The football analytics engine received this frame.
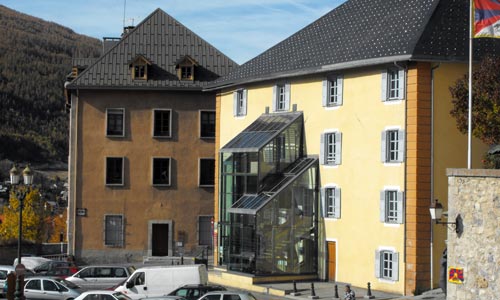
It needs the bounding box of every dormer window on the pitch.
[129,55,152,81]
[176,55,198,81]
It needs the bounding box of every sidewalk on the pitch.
[254,281,445,300]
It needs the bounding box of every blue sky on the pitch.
[2,0,345,64]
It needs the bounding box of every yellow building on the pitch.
[208,0,497,295]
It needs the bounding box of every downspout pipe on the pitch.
[430,63,441,289]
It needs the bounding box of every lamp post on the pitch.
[10,164,34,300]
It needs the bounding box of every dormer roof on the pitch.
[67,8,237,90]
[128,54,152,67]
[175,55,198,67]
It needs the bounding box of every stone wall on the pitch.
[447,169,500,299]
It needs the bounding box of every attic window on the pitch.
[134,65,147,80]
[176,55,198,81]
[181,66,193,80]
[129,55,152,81]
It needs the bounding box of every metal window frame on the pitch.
[105,108,125,137]
[152,109,172,138]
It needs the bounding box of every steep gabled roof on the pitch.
[67,8,237,90]
[209,0,500,89]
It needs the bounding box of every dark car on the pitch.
[168,285,226,300]
[33,261,77,276]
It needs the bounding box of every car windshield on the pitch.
[114,292,133,300]
[55,278,79,289]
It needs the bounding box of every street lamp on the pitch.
[429,199,463,234]
[10,164,34,300]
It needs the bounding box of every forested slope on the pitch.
[0,5,101,163]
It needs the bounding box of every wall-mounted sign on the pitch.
[448,267,464,284]
[76,208,87,216]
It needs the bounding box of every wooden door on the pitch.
[152,223,169,256]
[327,241,336,281]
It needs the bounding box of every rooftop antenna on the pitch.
[123,0,127,28]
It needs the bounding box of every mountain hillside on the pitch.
[0,5,101,163]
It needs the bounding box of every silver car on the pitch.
[24,277,81,300]
[66,266,135,290]
[197,291,257,300]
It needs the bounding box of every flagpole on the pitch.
[468,0,473,169]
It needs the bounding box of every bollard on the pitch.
[308,282,318,299]
[181,255,184,265]
[364,282,375,299]
[290,280,301,296]
[334,284,339,299]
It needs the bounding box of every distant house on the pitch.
[65,8,237,263]
[207,0,500,296]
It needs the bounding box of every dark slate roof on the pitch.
[220,112,302,153]
[208,0,500,89]
[67,9,237,90]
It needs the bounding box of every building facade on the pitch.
[209,0,499,295]
[65,9,236,263]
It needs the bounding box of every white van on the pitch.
[115,264,208,299]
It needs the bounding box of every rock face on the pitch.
[447,169,500,300]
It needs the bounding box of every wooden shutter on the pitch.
[319,133,326,165]
[397,130,405,162]
[320,188,326,218]
[334,187,341,218]
[242,89,248,116]
[284,83,291,111]
[398,69,405,100]
[396,191,404,224]
[380,191,386,223]
[381,131,387,162]
[334,132,342,165]
[322,79,328,107]
[374,250,381,278]
[272,85,278,112]
[391,252,400,281]
[381,71,388,101]
[337,75,344,105]
[233,91,238,116]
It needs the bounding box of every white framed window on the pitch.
[381,129,404,163]
[233,89,247,117]
[104,214,124,247]
[105,157,124,186]
[200,110,215,138]
[320,131,342,165]
[106,108,125,137]
[322,75,343,107]
[199,158,215,187]
[380,189,404,224]
[321,186,341,219]
[272,83,290,112]
[152,157,171,186]
[152,109,172,138]
[375,249,399,281]
[381,68,405,101]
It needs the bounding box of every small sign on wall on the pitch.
[76,208,87,217]
[448,267,464,284]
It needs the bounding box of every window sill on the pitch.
[383,99,404,105]
[383,162,403,167]
[325,105,341,110]
[199,184,215,188]
[105,183,124,187]
[324,217,339,221]
[377,278,397,284]
[152,184,171,187]
[322,164,339,169]
[106,134,125,138]
[200,136,216,140]
[383,222,401,228]
[153,135,172,139]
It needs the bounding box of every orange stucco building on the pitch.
[65,9,236,263]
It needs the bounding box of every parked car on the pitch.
[23,277,82,300]
[74,290,132,300]
[66,266,135,290]
[168,285,226,300]
[140,297,186,300]
[115,265,207,299]
[13,257,52,271]
[0,265,14,289]
[34,261,78,276]
[197,291,257,300]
